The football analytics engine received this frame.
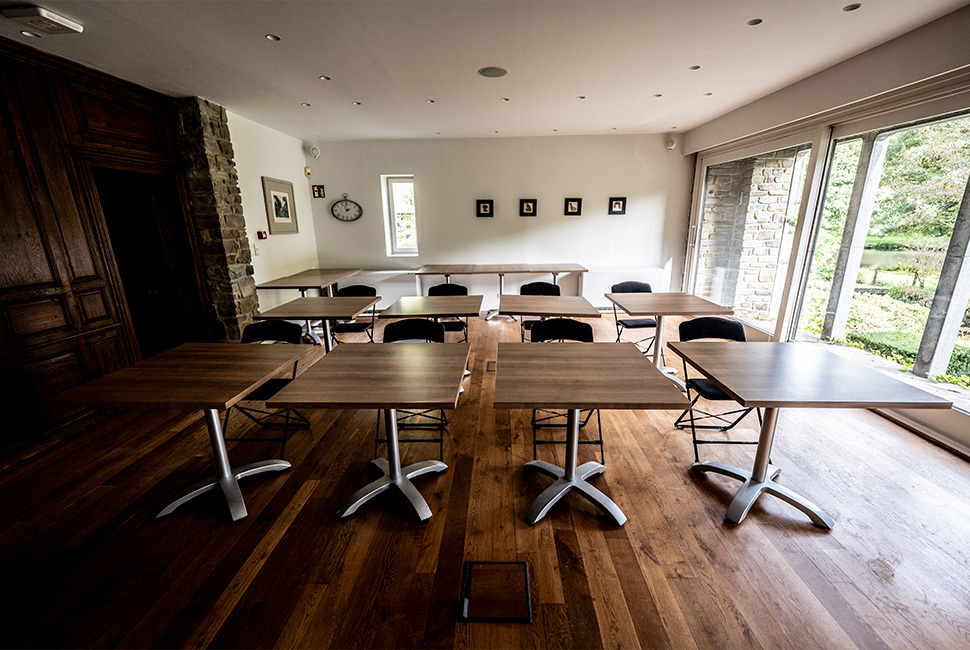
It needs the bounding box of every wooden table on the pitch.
[667,341,953,528]
[255,295,380,350]
[255,267,363,296]
[268,342,470,521]
[493,342,690,525]
[51,343,313,521]
[605,292,733,368]
[498,295,601,319]
[378,295,484,319]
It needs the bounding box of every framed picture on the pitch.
[519,199,537,217]
[564,198,582,216]
[476,199,494,218]
[609,197,627,215]
[262,177,299,234]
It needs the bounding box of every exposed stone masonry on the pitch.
[170,97,257,341]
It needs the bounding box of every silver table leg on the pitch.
[157,408,291,521]
[523,409,627,526]
[336,408,447,521]
[692,407,834,529]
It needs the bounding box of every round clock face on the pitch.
[331,199,362,222]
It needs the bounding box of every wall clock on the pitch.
[330,193,362,222]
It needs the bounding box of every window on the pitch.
[690,144,812,333]
[382,175,417,255]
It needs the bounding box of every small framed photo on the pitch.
[564,198,582,216]
[608,197,627,215]
[262,177,299,234]
[476,199,494,218]
[519,199,537,217]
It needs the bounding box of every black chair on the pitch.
[330,284,377,346]
[427,282,470,342]
[519,281,560,342]
[528,318,604,464]
[611,281,660,359]
[223,320,310,458]
[376,318,447,460]
[673,317,762,462]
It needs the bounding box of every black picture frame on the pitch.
[564,197,582,216]
[608,196,627,215]
[476,199,494,217]
[519,199,537,217]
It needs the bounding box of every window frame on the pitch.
[381,174,418,257]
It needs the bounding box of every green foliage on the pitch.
[886,284,935,306]
[846,330,970,379]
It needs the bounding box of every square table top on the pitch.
[379,295,484,319]
[255,296,379,320]
[667,341,954,409]
[499,295,601,318]
[606,292,734,317]
[414,263,588,275]
[268,342,470,410]
[493,342,690,410]
[51,343,312,410]
[256,267,363,290]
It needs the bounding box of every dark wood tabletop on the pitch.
[606,292,733,317]
[493,342,689,410]
[51,342,313,411]
[254,296,380,320]
[256,267,363,290]
[379,295,484,319]
[268,342,470,410]
[668,341,954,409]
[414,263,587,275]
[498,295,601,318]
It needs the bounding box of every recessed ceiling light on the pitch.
[703,92,713,96]
[426,99,435,103]
[654,93,663,98]
[434,132,441,135]
[20,30,41,37]
[576,95,586,100]
[301,102,311,107]
[500,97,510,102]
[843,3,862,11]
[265,33,281,41]
[670,126,678,130]
[551,129,558,132]
[478,66,509,78]
[689,65,701,70]
[747,18,763,26]
[352,101,362,106]
[493,130,499,134]
[319,75,331,81]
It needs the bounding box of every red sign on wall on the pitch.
[312,185,326,198]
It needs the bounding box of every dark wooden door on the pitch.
[92,167,209,359]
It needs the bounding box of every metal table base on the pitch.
[336,408,447,521]
[523,409,627,526]
[156,408,291,521]
[691,407,834,529]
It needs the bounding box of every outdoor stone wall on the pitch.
[697,149,799,322]
[170,97,257,341]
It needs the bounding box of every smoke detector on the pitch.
[3,6,83,35]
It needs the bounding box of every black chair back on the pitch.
[336,284,377,297]
[679,317,745,343]
[611,281,652,294]
[428,283,468,296]
[241,320,303,344]
[520,281,561,296]
[530,318,593,343]
[383,318,446,343]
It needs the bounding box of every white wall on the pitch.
[228,111,320,309]
[304,134,694,303]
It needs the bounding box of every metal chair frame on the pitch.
[330,284,377,346]
[611,281,661,361]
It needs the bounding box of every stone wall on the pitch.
[170,97,257,341]
[697,148,801,322]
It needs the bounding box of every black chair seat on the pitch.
[617,317,657,329]
[441,321,466,331]
[242,377,291,402]
[686,377,731,401]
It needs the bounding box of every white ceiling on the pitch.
[2,1,968,143]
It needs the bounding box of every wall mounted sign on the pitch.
[261,177,298,234]
[312,185,326,198]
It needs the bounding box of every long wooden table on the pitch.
[255,295,380,350]
[255,267,363,296]
[378,295,484,319]
[605,292,733,368]
[269,342,470,521]
[493,342,690,525]
[667,341,953,528]
[51,343,313,521]
[498,294,601,319]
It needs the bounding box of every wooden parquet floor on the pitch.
[3,316,970,649]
